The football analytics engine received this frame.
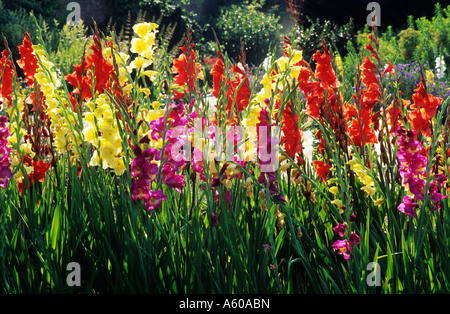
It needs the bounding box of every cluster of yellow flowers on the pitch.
[253,47,303,109]
[327,178,345,213]
[83,95,126,175]
[348,158,384,207]
[334,51,344,78]
[33,44,82,157]
[128,22,159,80]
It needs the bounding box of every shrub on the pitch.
[396,3,450,68]
[214,4,283,66]
[49,21,90,77]
[292,16,355,64]
[0,2,60,57]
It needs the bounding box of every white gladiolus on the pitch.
[302,130,315,166]
[435,56,446,79]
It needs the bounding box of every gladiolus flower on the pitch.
[332,240,351,259]
[397,195,418,218]
[408,80,442,137]
[0,50,14,105]
[17,32,39,88]
[146,189,167,211]
[313,160,331,182]
[172,43,204,99]
[332,223,347,237]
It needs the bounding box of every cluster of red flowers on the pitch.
[0,48,14,106]
[172,34,204,100]
[210,52,251,124]
[66,34,128,108]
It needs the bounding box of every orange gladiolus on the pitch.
[0,50,14,106]
[408,80,442,137]
[17,32,39,88]
[172,44,204,99]
[313,160,331,182]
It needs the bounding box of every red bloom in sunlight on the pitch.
[172,45,204,99]
[210,54,225,98]
[383,61,396,77]
[66,34,114,102]
[313,160,331,182]
[229,63,251,113]
[87,36,115,95]
[345,53,381,148]
[299,44,346,151]
[408,80,442,137]
[280,102,303,159]
[16,156,52,194]
[209,53,251,121]
[17,32,39,88]
[387,98,409,133]
[33,160,51,183]
[360,56,380,108]
[346,105,378,147]
[66,57,93,101]
[0,50,14,105]
[297,66,324,120]
[313,44,340,89]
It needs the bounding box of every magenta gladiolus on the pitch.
[398,196,418,218]
[348,232,361,246]
[332,223,347,237]
[0,116,11,189]
[395,126,448,217]
[332,239,352,259]
[146,189,167,211]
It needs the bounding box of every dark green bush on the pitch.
[292,16,355,63]
[214,3,283,66]
[0,1,60,61]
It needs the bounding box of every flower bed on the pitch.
[1,19,450,293]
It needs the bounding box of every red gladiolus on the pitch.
[229,63,251,114]
[209,53,251,121]
[0,50,14,106]
[210,53,225,99]
[172,44,204,99]
[387,98,409,133]
[346,53,381,148]
[66,34,114,102]
[408,80,442,137]
[16,157,51,194]
[33,160,51,183]
[280,101,303,159]
[313,160,331,182]
[17,32,39,88]
[313,44,340,89]
[383,60,396,77]
[298,43,347,152]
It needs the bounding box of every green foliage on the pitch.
[0,3,60,58]
[293,16,355,64]
[49,21,90,77]
[1,0,63,24]
[397,3,450,67]
[106,0,201,62]
[214,4,283,66]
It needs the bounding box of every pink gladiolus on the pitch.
[397,196,418,218]
[395,126,447,217]
[0,116,11,189]
[332,223,347,237]
[332,240,352,259]
[146,189,167,211]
